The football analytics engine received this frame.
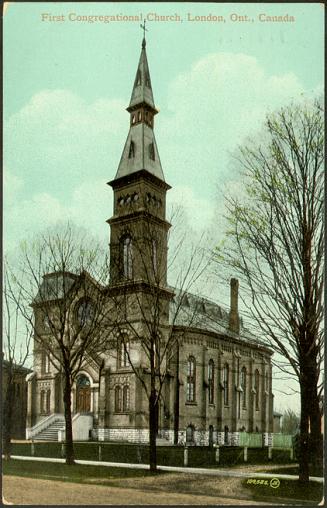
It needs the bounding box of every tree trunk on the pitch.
[149,390,157,472]
[3,379,14,460]
[173,343,180,445]
[298,381,310,482]
[63,373,75,465]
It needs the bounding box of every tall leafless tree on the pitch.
[6,224,113,465]
[107,206,210,471]
[3,269,32,459]
[215,99,324,482]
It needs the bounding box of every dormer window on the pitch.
[135,70,142,86]
[149,143,155,161]
[128,141,135,159]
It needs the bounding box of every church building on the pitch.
[26,35,274,446]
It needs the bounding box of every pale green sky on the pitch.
[4,2,324,410]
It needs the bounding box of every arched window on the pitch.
[41,350,51,374]
[138,111,142,122]
[255,369,260,410]
[208,360,214,405]
[241,367,247,409]
[123,385,130,412]
[186,424,194,443]
[122,236,133,278]
[186,356,196,403]
[76,374,91,388]
[223,364,229,406]
[135,69,142,86]
[128,141,135,158]
[118,338,129,368]
[115,386,122,413]
[149,142,155,161]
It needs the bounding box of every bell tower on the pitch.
[107,35,171,295]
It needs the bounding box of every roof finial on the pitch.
[140,20,148,48]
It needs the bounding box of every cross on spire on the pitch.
[140,20,148,48]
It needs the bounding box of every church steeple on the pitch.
[128,36,156,112]
[107,33,171,289]
[113,36,164,182]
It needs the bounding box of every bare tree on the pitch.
[281,408,300,435]
[3,269,32,459]
[215,99,324,482]
[107,206,209,471]
[6,223,113,465]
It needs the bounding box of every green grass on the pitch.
[10,442,298,468]
[242,477,323,504]
[3,458,165,485]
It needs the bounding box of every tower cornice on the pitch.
[107,169,171,191]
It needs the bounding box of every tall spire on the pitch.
[128,34,156,112]
[113,34,164,182]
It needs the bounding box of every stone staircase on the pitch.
[33,416,65,441]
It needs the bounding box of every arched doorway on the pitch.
[76,374,91,413]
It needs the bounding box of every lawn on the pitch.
[3,459,164,485]
[242,477,323,504]
[4,458,323,505]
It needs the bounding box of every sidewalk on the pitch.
[10,455,324,483]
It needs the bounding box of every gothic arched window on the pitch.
[123,385,130,412]
[118,338,129,368]
[122,236,133,279]
[255,369,260,410]
[241,367,247,409]
[115,386,122,413]
[186,356,196,403]
[223,364,229,406]
[149,142,155,161]
[41,350,51,374]
[208,360,214,405]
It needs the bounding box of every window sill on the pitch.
[113,411,130,415]
[185,401,197,406]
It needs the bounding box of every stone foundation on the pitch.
[95,428,149,443]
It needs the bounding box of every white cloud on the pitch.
[4,89,127,195]
[4,176,112,253]
[158,52,305,206]
[167,185,215,232]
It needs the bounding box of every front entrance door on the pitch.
[76,375,91,413]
